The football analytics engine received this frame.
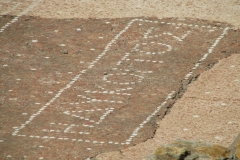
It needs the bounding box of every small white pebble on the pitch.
[205,92,210,94]
[3,64,8,67]
[45,57,50,59]
[32,40,38,43]
[54,30,58,32]
[0,140,4,142]
[105,22,110,24]
[39,157,44,160]
[228,121,233,124]
[230,65,235,68]
[59,44,66,46]
[76,28,81,31]
[220,103,227,106]
[87,148,92,150]
[9,98,17,100]
[183,128,189,131]
[22,113,28,115]
[193,115,199,118]
[214,136,222,140]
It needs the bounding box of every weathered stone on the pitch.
[154,146,190,160]
[148,140,233,160]
[196,145,230,158]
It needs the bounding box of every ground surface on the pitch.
[1,0,239,28]
[0,0,240,160]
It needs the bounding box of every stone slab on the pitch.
[1,14,240,159]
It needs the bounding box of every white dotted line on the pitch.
[63,108,114,126]
[141,42,172,55]
[125,91,176,144]
[80,90,130,95]
[132,43,140,52]
[9,98,17,101]
[16,134,26,137]
[0,0,42,33]
[144,27,154,38]
[96,108,114,124]
[162,31,191,41]
[43,123,90,134]
[117,52,130,65]
[185,27,229,79]
[15,134,123,145]
[78,94,123,104]
[134,59,163,63]
[64,124,77,133]
[126,27,229,144]
[59,44,66,46]
[103,70,149,84]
